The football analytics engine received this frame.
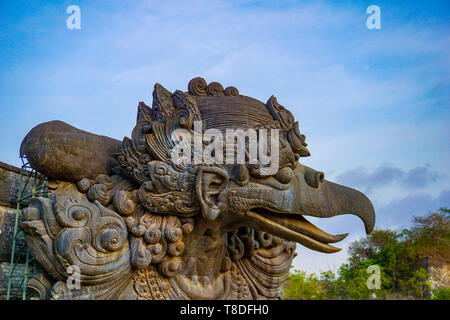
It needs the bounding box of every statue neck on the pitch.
[174,218,230,299]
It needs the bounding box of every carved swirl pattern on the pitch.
[188,77,239,97]
[137,161,199,216]
[126,210,194,278]
[138,189,198,216]
[188,77,207,96]
[21,195,131,291]
[77,174,137,216]
[115,137,153,185]
[76,165,197,278]
[53,196,130,283]
[206,82,225,96]
[224,86,239,96]
[228,227,295,299]
[133,267,170,300]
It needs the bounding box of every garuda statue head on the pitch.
[19,77,375,300]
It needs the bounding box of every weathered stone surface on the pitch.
[0,206,27,263]
[0,162,36,265]
[16,78,376,300]
[430,263,450,290]
[0,262,26,300]
[20,121,122,182]
[0,161,22,207]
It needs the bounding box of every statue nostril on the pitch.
[305,169,325,188]
[318,172,324,183]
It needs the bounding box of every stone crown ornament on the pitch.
[19,77,375,300]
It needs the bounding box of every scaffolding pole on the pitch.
[6,156,47,300]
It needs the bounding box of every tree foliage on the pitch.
[283,208,449,300]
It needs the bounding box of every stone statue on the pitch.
[19,77,375,300]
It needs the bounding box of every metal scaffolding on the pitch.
[6,156,47,300]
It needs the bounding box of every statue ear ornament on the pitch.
[196,166,230,221]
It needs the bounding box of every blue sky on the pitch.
[1,0,449,274]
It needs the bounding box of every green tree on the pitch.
[283,269,324,300]
[284,208,449,300]
[405,268,431,299]
[432,288,450,300]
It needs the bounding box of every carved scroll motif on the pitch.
[228,228,296,299]
[20,193,132,299]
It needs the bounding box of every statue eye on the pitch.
[274,166,294,184]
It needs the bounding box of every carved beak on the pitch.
[240,165,375,253]
[294,178,375,234]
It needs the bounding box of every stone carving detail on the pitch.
[19,77,376,300]
[26,274,53,300]
[137,161,198,215]
[125,211,191,277]
[266,95,310,158]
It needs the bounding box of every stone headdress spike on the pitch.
[265,95,310,158]
[118,81,208,180]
